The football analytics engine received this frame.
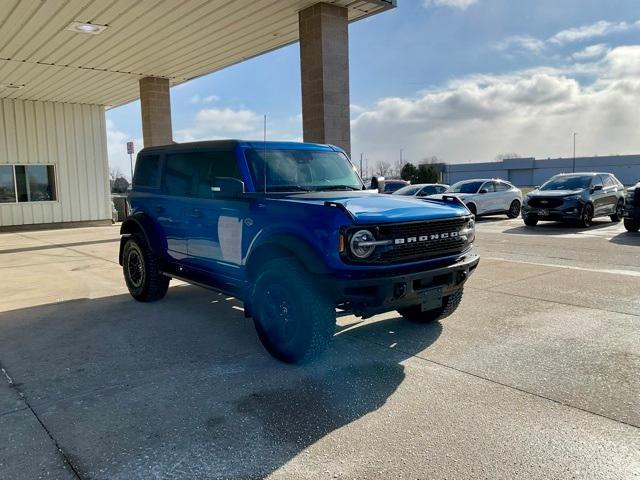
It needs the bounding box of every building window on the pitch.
[0,166,16,203]
[0,165,56,203]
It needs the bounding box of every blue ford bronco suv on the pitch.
[120,141,478,363]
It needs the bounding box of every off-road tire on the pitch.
[122,235,169,302]
[397,289,464,323]
[523,217,538,227]
[624,218,640,232]
[507,200,521,219]
[610,200,624,222]
[252,257,335,363]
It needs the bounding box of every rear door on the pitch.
[493,181,512,211]
[602,175,619,214]
[160,153,199,260]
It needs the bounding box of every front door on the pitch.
[590,175,608,216]
[182,149,247,282]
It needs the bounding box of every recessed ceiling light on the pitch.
[66,21,108,35]
[0,83,25,89]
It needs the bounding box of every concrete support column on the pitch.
[139,77,173,147]
[299,3,351,155]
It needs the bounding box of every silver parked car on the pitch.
[432,179,523,218]
[392,183,449,197]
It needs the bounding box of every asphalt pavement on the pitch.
[0,219,638,479]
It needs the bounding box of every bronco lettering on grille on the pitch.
[394,231,458,245]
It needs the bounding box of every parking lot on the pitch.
[0,219,638,479]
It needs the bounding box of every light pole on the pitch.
[572,132,577,173]
[360,153,363,178]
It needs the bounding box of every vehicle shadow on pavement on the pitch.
[0,285,442,479]
[609,231,640,245]
[502,220,614,235]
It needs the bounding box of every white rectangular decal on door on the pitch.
[218,215,242,264]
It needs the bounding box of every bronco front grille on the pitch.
[375,217,468,263]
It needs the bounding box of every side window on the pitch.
[15,165,57,202]
[435,185,447,194]
[420,186,437,196]
[591,175,604,189]
[604,175,616,188]
[0,165,16,203]
[164,153,200,197]
[134,154,160,188]
[195,151,240,198]
[164,151,240,198]
[494,182,509,191]
[482,182,495,193]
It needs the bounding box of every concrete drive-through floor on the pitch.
[0,220,638,479]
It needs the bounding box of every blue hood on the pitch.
[281,192,469,224]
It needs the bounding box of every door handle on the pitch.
[155,205,165,213]
[190,209,203,219]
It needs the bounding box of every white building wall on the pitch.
[0,98,110,227]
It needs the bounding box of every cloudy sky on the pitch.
[106,0,640,177]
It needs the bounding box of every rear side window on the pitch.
[494,182,509,191]
[163,151,239,198]
[134,155,160,188]
[604,175,616,188]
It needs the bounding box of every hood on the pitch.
[277,191,469,224]
[528,189,584,197]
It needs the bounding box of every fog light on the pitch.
[393,282,407,299]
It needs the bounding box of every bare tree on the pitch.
[374,161,392,177]
[109,167,124,182]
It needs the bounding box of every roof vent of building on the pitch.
[65,22,108,35]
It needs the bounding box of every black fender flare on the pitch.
[245,233,331,279]
[118,214,166,265]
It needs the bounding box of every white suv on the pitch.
[436,179,523,218]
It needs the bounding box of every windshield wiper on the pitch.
[266,185,313,192]
[313,185,361,191]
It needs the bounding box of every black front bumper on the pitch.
[328,253,479,318]
[522,201,583,222]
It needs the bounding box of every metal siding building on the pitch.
[445,155,640,187]
[0,99,110,227]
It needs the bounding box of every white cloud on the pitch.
[175,108,261,142]
[498,19,640,54]
[189,94,220,104]
[550,19,640,45]
[572,44,608,60]
[495,35,545,53]
[423,0,477,10]
[351,46,640,165]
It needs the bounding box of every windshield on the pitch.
[447,181,484,194]
[540,175,591,191]
[245,149,363,192]
[393,185,421,195]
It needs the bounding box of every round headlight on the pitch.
[350,229,376,259]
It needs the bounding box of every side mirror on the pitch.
[479,188,488,194]
[370,176,385,193]
[591,185,603,192]
[212,177,245,198]
[534,185,540,190]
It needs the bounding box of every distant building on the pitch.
[444,154,640,186]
